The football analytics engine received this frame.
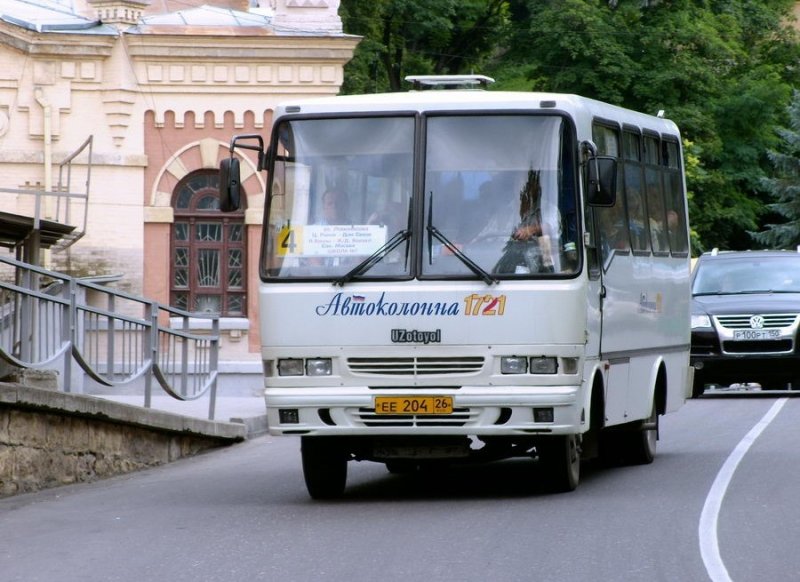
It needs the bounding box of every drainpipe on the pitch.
[34,87,53,268]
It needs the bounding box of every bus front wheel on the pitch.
[538,434,580,492]
[301,437,348,500]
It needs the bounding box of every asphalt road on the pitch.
[1,396,798,582]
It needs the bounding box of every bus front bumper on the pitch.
[263,385,584,436]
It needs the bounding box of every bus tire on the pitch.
[539,434,580,492]
[622,401,658,465]
[691,372,706,398]
[301,437,348,499]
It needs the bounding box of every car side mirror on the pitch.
[219,157,241,212]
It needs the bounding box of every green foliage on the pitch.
[339,0,800,252]
[340,0,509,93]
[752,90,800,249]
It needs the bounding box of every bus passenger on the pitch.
[368,200,405,232]
[318,189,350,225]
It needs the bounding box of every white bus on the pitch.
[220,75,692,498]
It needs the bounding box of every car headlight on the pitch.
[691,314,712,329]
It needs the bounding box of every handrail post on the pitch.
[208,317,219,420]
[145,302,158,409]
[106,292,115,380]
[64,278,76,392]
[19,266,32,362]
[180,315,189,398]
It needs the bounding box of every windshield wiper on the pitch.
[333,228,410,286]
[427,192,497,286]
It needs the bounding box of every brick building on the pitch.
[0,0,358,389]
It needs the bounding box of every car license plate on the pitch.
[374,396,453,415]
[733,329,780,341]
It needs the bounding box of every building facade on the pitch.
[0,0,358,388]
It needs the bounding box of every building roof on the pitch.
[138,4,272,27]
[1,1,350,37]
[0,0,117,34]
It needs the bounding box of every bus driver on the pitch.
[476,169,561,274]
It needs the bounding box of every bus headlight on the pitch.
[277,358,333,376]
[306,358,332,376]
[277,358,305,376]
[501,356,528,374]
[530,356,558,374]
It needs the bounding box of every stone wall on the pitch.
[0,384,245,497]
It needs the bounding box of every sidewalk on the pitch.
[95,393,268,437]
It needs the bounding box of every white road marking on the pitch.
[699,398,788,582]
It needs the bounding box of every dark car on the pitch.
[690,249,800,396]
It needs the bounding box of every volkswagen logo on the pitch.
[749,315,765,329]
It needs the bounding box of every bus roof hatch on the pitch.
[404,74,495,91]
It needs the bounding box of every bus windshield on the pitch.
[423,115,578,277]
[263,113,579,281]
[264,116,415,280]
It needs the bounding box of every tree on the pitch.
[752,90,800,249]
[339,0,800,252]
[493,0,800,252]
[340,0,509,94]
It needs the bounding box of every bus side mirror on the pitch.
[586,156,617,207]
[219,157,241,212]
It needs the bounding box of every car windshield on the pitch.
[692,255,800,295]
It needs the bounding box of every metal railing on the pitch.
[0,255,220,419]
[0,135,93,254]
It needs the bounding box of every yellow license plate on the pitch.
[374,396,453,415]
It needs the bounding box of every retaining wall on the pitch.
[0,383,245,497]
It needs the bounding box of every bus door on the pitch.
[584,204,604,359]
[583,139,629,423]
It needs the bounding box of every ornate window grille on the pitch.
[170,171,246,316]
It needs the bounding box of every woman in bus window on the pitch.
[317,189,351,225]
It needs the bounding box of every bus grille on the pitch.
[353,407,475,427]
[347,356,484,376]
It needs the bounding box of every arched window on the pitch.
[171,171,246,316]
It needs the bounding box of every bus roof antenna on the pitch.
[405,75,495,91]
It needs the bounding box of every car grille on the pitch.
[347,356,484,376]
[715,314,798,329]
[722,340,793,353]
[713,313,799,355]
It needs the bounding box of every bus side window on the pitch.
[644,134,668,254]
[645,177,669,253]
[622,129,649,253]
[597,203,629,266]
[663,139,689,255]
